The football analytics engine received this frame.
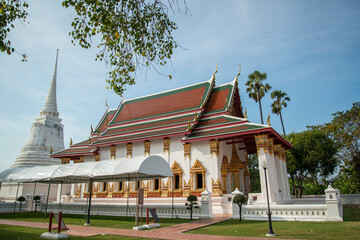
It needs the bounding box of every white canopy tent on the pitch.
[1,155,173,183]
[0,155,173,224]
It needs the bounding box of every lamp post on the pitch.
[262,160,276,237]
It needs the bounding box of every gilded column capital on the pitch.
[273,144,282,159]
[254,134,274,156]
[209,139,220,157]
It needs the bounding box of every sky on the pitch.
[0,0,359,171]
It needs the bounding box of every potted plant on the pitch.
[233,194,246,221]
[185,195,199,220]
[17,196,26,212]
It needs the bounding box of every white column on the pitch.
[255,134,280,204]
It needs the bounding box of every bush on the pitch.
[187,195,198,202]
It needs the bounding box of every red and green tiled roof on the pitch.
[203,82,234,116]
[109,80,213,125]
[52,77,291,159]
[93,109,116,134]
[51,145,98,158]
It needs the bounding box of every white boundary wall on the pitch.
[232,186,344,222]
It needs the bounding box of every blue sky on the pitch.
[0,0,359,171]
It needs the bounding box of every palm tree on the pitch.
[271,90,290,136]
[245,70,272,124]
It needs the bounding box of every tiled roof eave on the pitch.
[91,130,191,147]
[181,127,271,143]
[108,108,204,128]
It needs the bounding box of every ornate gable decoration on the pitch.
[184,143,191,160]
[127,143,133,158]
[144,141,151,156]
[230,144,243,169]
[163,138,170,154]
[209,140,220,157]
[171,161,182,174]
[110,145,116,160]
[190,159,205,172]
[221,156,230,173]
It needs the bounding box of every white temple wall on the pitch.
[99,145,111,160]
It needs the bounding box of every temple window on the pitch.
[135,180,142,190]
[196,173,203,189]
[174,174,180,190]
[110,145,116,160]
[190,160,206,191]
[171,161,183,191]
[118,181,123,191]
[153,179,160,191]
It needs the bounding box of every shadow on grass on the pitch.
[343,205,360,221]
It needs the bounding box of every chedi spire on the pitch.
[41,49,59,118]
[12,50,64,167]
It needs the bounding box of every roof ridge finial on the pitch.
[211,62,218,81]
[234,64,241,84]
[41,49,59,117]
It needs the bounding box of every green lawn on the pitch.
[0,225,151,240]
[188,205,360,240]
[0,212,191,229]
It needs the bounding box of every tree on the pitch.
[1,0,184,96]
[245,70,272,124]
[17,196,25,211]
[312,102,360,193]
[185,195,198,220]
[248,154,261,193]
[285,129,338,198]
[233,194,246,221]
[33,195,41,212]
[271,90,290,136]
[0,0,28,60]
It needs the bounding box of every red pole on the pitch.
[146,208,149,225]
[58,212,62,233]
[48,212,53,232]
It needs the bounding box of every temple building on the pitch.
[51,70,292,213]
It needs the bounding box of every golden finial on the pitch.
[235,64,241,84]
[267,114,271,126]
[88,136,91,144]
[106,97,109,110]
[187,120,191,131]
[50,146,53,154]
[106,118,109,125]
[91,124,93,134]
[212,62,218,80]
[70,138,73,146]
[244,108,247,119]
[97,131,100,137]
[194,111,198,121]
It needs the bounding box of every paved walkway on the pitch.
[0,218,289,240]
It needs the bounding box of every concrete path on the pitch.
[0,218,290,240]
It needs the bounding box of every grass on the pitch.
[0,211,191,229]
[0,225,151,240]
[188,205,360,240]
